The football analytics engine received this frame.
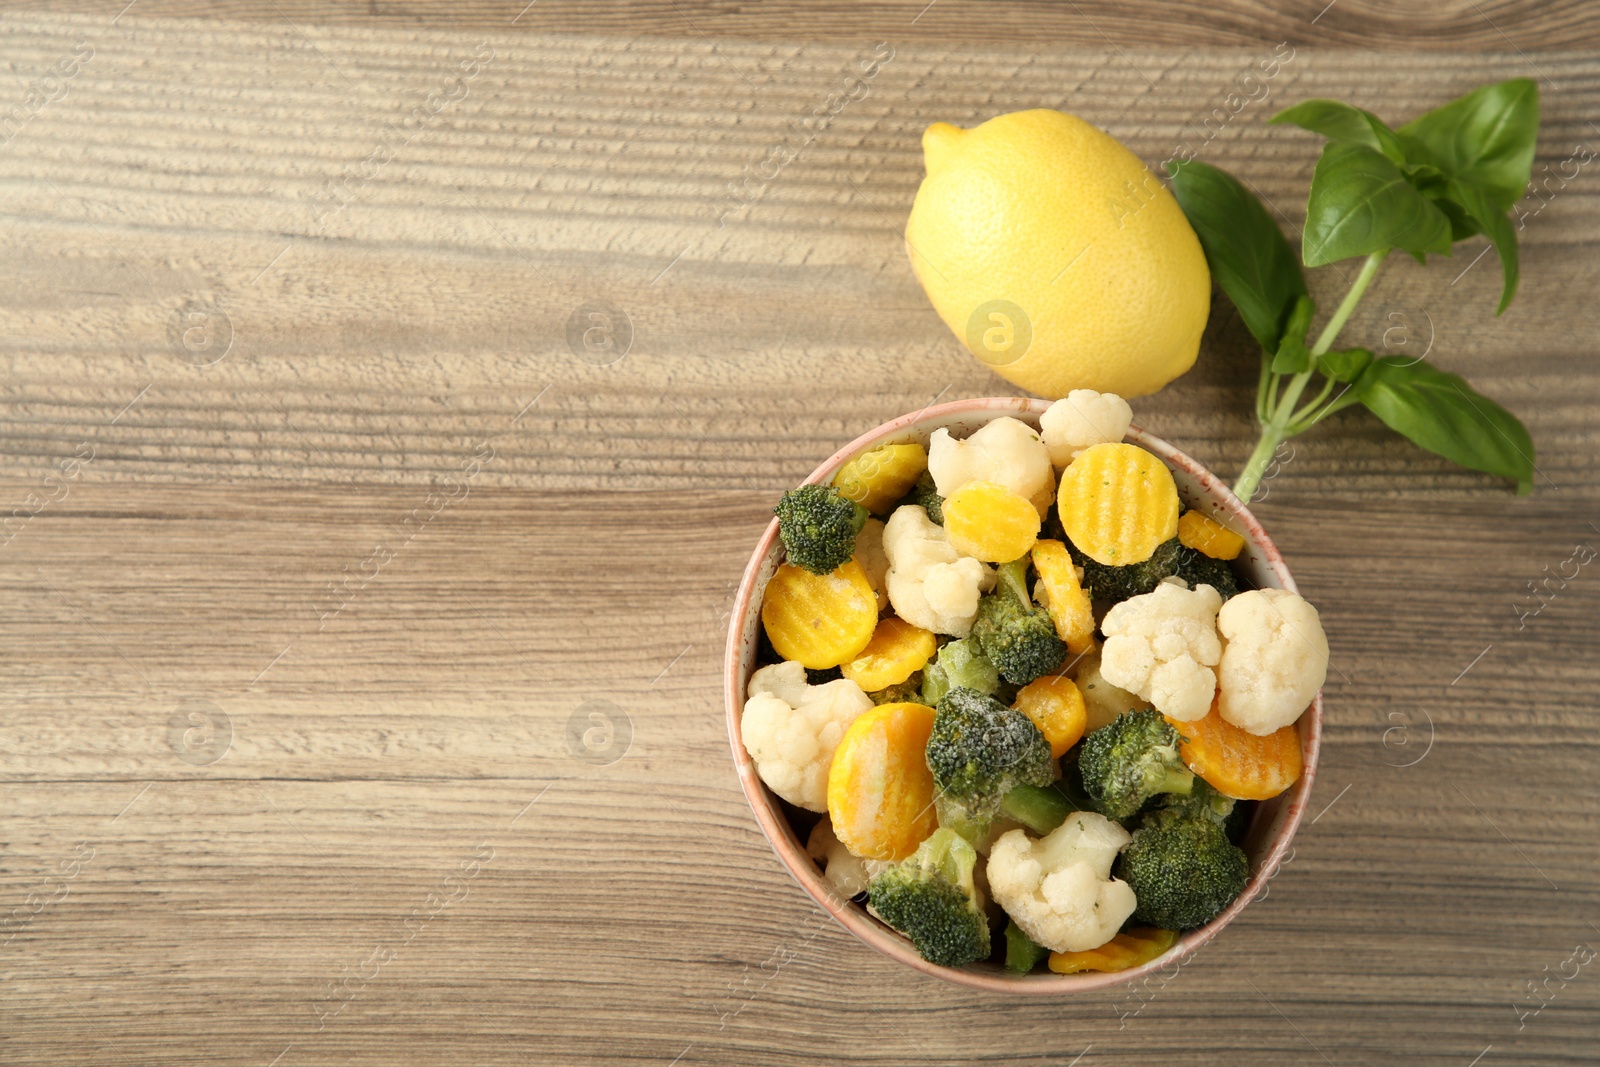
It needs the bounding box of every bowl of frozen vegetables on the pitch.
[724,394,1326,991]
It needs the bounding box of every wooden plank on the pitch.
[0,17,1595,498]
[0,490,1596,782]
[8,0,1600,50]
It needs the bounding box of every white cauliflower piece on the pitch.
[882,505,995,636]
[806,816,889,898]
[1216,589,1329,735]
[1099,579,1223,722]
[742,662,872,811]
[854,518,889,612]
[927,417,1054,517]
[1040,390,1133,467]
[986,813,1137,953]
[749,659,809,707]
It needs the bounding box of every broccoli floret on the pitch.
[1150,761,1253,843]
[926,688,1054,819]
[869,672,929,706]
[1151,778,1235,827]
[971,558,1067,686]
[1117,816,1249,929]
[1003,919,1050,974]
[895,469,944,525]
[920,638,1001,705]
[1078,708,1195,821]
[774,484,868,575]
[1174,545,1240,600]
[1072,537,1184,603]
[867,828,990,967]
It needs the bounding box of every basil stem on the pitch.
[1233,250,1388,503]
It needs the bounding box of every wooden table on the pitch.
[1,4,1596,1064]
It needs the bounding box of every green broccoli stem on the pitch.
[1159,765,1196,798]
[999,783,1079,836]
[935,794,994,849]
[1233,250,1389,504]
[1004,920,1050,974]
[995,557,1031,604]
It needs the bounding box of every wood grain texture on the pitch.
[0,9,1597,1066]
[11,0,1600,49]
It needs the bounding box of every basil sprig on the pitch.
[1168,77,1539,499]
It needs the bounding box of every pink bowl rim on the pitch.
[723,395,1323,994]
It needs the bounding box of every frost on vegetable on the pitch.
[741,660,872,812]
[826,700,940,861]
[882,504,995,637]
[925,687,1054,820]
[1099,579,1224,722]
[986,813,1138,953]
[1216,589,1328,735]
[1040,390,1133,467]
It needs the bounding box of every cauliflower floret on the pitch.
[1216,589,1329,735]
[749,659,809,706]
[1040,390,1134,467]
[986,813,1137,953]
[854,518,889,612]
[1099,578,1223,722]
[742,662,872,811]
[806,816,890,898]
[882,505,995,636]
[927,417,1055,518]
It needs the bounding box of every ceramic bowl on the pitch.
[724,396,1322,992]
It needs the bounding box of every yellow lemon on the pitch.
[905,109,1210,398]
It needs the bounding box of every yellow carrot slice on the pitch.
[760,560,878,669]
[828,702,939,861]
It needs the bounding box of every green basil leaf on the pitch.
[1269,295,1316,374]
[1422,190,1483,241]
[1166,159,1307,353]
[1402,161,1447,186]
[1397,78,1539,212]
[1354,356,1534,492]
[1303,142,1454,266]
[1271,99,1406,162]
[1442,178,1520,313]
[1318,346,1374,383]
